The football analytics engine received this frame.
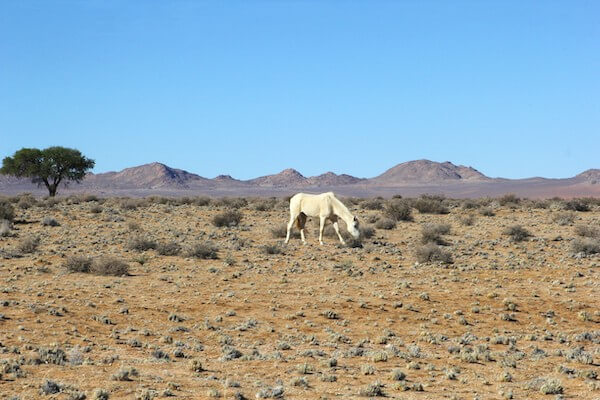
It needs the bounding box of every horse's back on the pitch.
[290,192,335,217]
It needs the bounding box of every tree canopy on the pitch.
[1,147,95,196]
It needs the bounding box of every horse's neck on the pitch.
[331,197,352,222]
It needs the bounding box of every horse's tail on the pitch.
[295,213,306,230]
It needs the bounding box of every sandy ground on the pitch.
[0,196,599,400]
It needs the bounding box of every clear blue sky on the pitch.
[1,1,598,180]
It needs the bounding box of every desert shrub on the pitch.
[90,205,103,214]
[416,243,453,264]
[127,235,157,251]
[187,242,219,259]
[384,199,413,221]
[461,199,480,209]
[361,198,384,210]
[574,225,600,238]
[18,236,40,253]
[503,225,531,242]
[93,389,109,400]
[572,238,600,255]
[42,197,60,208]
[0,219,11,237]
[254,199,277,211]
[359,381,384,397]
[147,196,169,205]
[479,207,495,216]
[413,196,449,214]
[263,244,284,255]
[375,218,396,230]
[121,198,144,210]
[359,225,376,239]
[498,194,520,206]
[157,241,181,256]
[40,379,62,395]
[41,216,60,227]
[564,199,590,212]
[529,199,549,209]
[64,256,93,273]
[539,378,563,395]
[0,200,15,221]
[111,367,139,381]
[91,257,129,276]
[270,224,300,239]
[553,211,575,226]
[421,223,451,245]
[193,196,211,206]
[215,197,247,209]
[458,214,476,226]
[212,210,243,227]
[17,195,36,209]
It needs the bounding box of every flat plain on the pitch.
[0,194,599,399]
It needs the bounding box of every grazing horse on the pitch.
[285,192,360,245]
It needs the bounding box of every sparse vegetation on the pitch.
[91,257,129,276]
[128,235,158,251]
[212,210,243,227]
[553,211,575,226]
[564,198,590,212]
[384,199,413,221]
[157,241,181,256]
[421,223,451,245]
[498,194,520,206]
[416,243,453,264]
[375,217,396,230]
[64,256,93,273]
[0,200,15,221]
[413,195,449,214]
[187,242,219,259]
[18,235,40,253]
[503,225,531,242]
[0,194,597,398]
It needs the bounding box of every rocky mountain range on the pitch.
[1,160,598,198]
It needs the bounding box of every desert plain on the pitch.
[0,194,599,400]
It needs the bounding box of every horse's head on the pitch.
[348,216,360,239]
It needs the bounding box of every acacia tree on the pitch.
[1,147,95,197]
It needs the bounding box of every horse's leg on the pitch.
[332,220,346,245]
[285,210,297,244]
[298,213,307,245]
[319,215,326,245]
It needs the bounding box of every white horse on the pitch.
[285,192,360,245]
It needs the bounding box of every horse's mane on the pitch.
[328,193,353,219]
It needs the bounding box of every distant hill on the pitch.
[371,160,489,184]
[0,159,598,198]
[84,162,211,189]
[575,169,600,184]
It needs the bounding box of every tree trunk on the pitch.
[48,184,57,197]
